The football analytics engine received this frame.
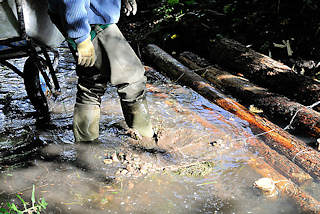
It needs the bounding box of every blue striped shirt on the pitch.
[48,0,121,44]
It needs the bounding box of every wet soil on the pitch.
[1,44,319,213]
[1,2,320,212]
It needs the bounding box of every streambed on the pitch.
[0,45,319,214]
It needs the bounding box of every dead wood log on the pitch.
[144,44,320,181]
[208,38,320,108]
[243,131,312,185]
[148,84,319,212]
[146,83,312,185]
[178,51,320,138]
[248,157,320,214]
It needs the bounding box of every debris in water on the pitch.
[104,159,113,165]
[173,161,215,177]
[249,105,263,114]
[253,177,278,199]
[112,152,120,162]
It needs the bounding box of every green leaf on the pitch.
[167,0,179,5]
[184,0,196,5]
[36,206,41,214]
[15,195,27,210]
[39,199,48,209]
[8,203,18,212]
[31,185,36,207]
[0,207,9,214]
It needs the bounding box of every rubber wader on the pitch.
[73,103,100,142]
[121,95,154,138]
[73,97,154,142]
[70,24,154,142]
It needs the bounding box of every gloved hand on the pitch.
[123,0,137,16]
[77,36,96,67]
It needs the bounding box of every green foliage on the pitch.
[0,185,47,214]
[154,0,198,23]
[166,0,197,5]
[223,3,236,14]
[302,0,318,10]
[167,0,179,5]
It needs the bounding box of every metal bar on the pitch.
[37,58,53,93]
[0,59,24,77]
[0,45,41,60]
[0,46,28,55]
[0,43,28,52]
[52,49,60,72]
[14,0,26,39]
[0,52,29,60]
[0,37,23,44]
[41,47,61,95]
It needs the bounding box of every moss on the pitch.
[173,161,215,177]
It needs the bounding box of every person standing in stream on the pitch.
[47,0,158,149]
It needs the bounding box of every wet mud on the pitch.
[0,45,319,213]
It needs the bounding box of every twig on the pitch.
[174,73,185,83]
[284,100,320,130]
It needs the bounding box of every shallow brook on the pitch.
[0,46,319,213]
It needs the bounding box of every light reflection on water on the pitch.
[79,157,298,214]
[0,46,319,213]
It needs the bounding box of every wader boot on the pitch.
[121,96,153,138]
[65,24,158,147]
[121,96,164,152]
[73,103,100,142]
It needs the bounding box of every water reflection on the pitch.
[0,45,319,213]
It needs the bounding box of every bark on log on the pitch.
[144,44,320,181]
[178,51,320,138]
[243,132,313,185]
[208,38,320,108]
[147,74,320,213]
[248,157,320,214]
[146,83,312,185]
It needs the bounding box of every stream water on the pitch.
[0,45,319,213]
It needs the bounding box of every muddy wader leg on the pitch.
[72,63,107,142]
[48,13,106,142]
[71,40,108,142]
[73,103,100,142]
[72,24,156,145]
[120,95,154,138]
[97,24,155,139]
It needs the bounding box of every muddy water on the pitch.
[0,45,319,213]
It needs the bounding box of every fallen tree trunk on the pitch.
[243,131,312,186]
[248,157,320,214]
[178,51,320,138]
[208,38,320,108]
[147,72,319,213]
[146,83,312,185]
[144,44,320,181]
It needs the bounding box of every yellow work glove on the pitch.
[124,0,137,16]
[77,36,96,67]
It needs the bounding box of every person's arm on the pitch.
[61,0,90,44]
[60,0,95,67]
